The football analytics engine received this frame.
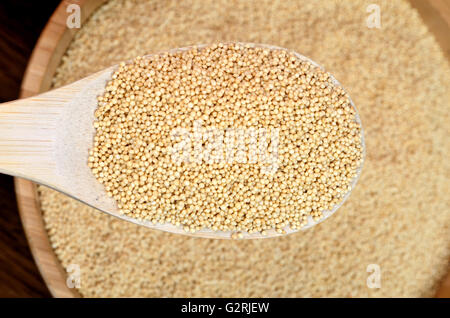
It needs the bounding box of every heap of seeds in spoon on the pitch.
[88,43,363,234]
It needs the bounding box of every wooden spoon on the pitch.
[0,43,365,239]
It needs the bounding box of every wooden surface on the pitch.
[15,0,106,298]
[410,0,450,298]
[410,0,450,61]
[0,174,50,297]
[14,179,78,297]
[0,0,59,298]
[0,0,448,297]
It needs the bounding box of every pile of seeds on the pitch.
[41,0,449,297]
[88,43,363,234]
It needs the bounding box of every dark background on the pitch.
[0,0,60,297]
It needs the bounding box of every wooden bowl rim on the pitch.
[16,0,106,298]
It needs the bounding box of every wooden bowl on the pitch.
[16,0,107,298]
[16,0,450,298]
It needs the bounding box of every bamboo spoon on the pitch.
[0,43,364,239]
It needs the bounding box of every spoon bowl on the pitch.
[0,43,365,239]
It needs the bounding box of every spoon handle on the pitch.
[0,70,105,182]
[0,93,64,181]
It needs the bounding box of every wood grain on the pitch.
[0,0,61,298]
[16,0,106,298]
[15,178,80,297]
[0,174,50,297]
[429,0,450,26]
[409,0,450,299]
[410,0,450,60]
